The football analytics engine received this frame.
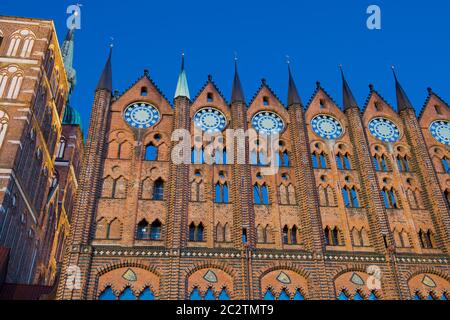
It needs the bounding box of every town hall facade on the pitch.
[56,48,450,299]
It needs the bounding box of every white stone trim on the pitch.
[0,57,39,65]
[8,140,23,148]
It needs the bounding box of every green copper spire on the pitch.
[61,28,77,96]
[174,53,190,99]
[61,27,83,132]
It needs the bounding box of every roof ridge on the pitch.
[306,81,339,110]
[362,84,394,113]
[419,88,450,119]
[248,78,285,108]
[117,72,172,107]
[192,75,229,105]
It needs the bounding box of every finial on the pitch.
[261,78,267,85]
[286,55,290,65]
[234,51,238,62]
[369,84,374,92]
[109,36,114,48]
[180,51,185,71]
[144,69,149,76]
[339,64,344,77]
[391,65,398,79]
[316,81,321,89]
[427,87,433,94]
[208,74,213,82]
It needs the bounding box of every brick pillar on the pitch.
[399,108,450,253]
[57,88,112,300]
[164,96,191,299]
[345,106,402,299]
[287,103,331,299]
[230,100,256,299]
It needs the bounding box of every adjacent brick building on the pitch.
[0,15,83,296]
[56,41,450,300]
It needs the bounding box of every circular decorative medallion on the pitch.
[124,103,160,129]
[368,117,400,143]
[429,120,450,146]
[311,115,343,140]
[193,107,227,133]
[252,111,285,135]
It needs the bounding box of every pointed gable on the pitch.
[111,72,172,115]
[362,84,399,122]
[192,75,228,108]
[305,82,343,119]
[248,78,285,109]
[419,88,450,127]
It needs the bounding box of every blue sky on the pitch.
[2,0,450,133]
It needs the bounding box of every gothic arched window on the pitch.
[324,226,341,246]
[192,147,204,164]
[291,225,298,244]
[418,229,435,249]
[0,110,9,151]
[278,151,290,167]
[254,184,269,205]
[336,153,352,170]
[153,178,164,200]
[342,186,360,208]
[215,182,229,203]
[56,137,66,159]
[189,223,205,242]
[373,154,389,172]
[382,188,399,209]
[282,225,289,244]
[397,155,411,172]
[6,73,23,99]
[150,219,162,240]
[312,151,328,169]
[250,149,258,165]
[441,157,450,173]
[145,144,158,161]
[136,219,150,240]
[7,33,21,56]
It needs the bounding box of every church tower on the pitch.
[58,47,112,299]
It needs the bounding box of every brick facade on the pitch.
[0,15,83,294]
[56,48,449,301]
